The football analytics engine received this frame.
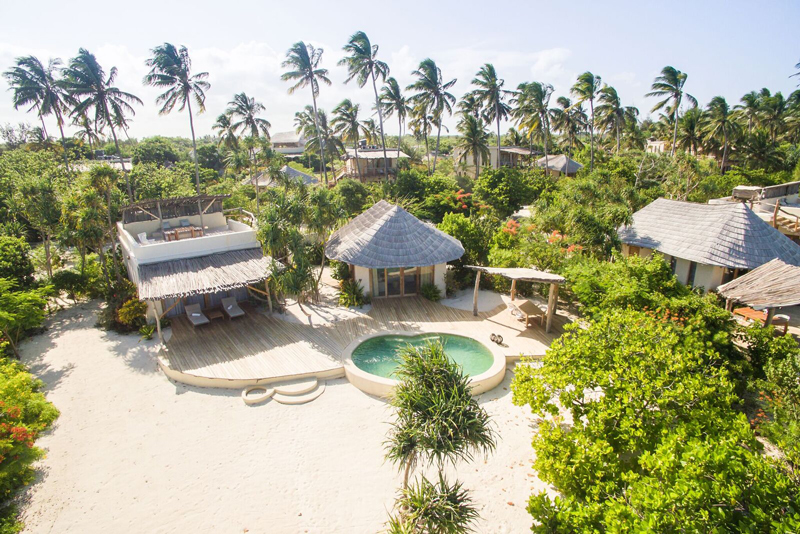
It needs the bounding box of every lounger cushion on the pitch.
[221,297,245,318]
[185,304,209,326]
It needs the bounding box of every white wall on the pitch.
[354,265,370,297]
[124,212,227,237]
[434,263,446,296]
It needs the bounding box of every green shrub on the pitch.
[419,283,441,302]
[139,324,156,340]
[117,298,147,328]
[338,279,369,308]
[0,237,34,289]
[51,269,88,301]
[97,279,139,332]
[330,260,351,282]
[0,359,59,532]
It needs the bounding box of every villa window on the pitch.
[687,261,697,286]
[371,267,423,298]
[420,266,434,286]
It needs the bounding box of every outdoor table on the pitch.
[207,309,224,322]
[734,307,790,335]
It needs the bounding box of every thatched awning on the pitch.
[466,266,565,284]
[325,200,464,269]
[121,195,230,224]
[137,248,275,301]
[717,258,800,310]
[536,154,583,174]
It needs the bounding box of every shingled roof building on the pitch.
[618,198,800,291]
[325,200,464,298]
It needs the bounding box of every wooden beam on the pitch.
[764,307,776,329]
[160,298,181,319]
[472,270,481,317]
[153,307,163,345]
[546,283,559,333]
[510,279,517,301]
[247,284,273,313]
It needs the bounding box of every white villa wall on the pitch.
[118,219,259,265]
[434,263,446,296]
[354,265,371,296]
[692,264,725,292]
[622,246,723,292]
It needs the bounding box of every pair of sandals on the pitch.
[490,333,504,345]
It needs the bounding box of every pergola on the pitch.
[717,258,800,327]
[121,194,231,231]
[466,266,566,333]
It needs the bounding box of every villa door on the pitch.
[386,267,402,297]
[372,267,420,298]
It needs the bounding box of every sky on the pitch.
[1,0,798,141]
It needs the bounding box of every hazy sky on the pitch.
[1,0,798,140]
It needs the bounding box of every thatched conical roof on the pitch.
[325,200,464,268]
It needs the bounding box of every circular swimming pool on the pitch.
[344,331,507,397]
[351,333,494,378]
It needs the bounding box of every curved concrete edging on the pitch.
[158,354,345,390]
[342,330,508,399]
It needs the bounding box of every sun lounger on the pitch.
[137,232,150,245]
[179,219,191,227]
[512,300,544,328]
[185,303,210,327]
[221,297,245,319]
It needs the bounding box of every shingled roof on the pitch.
[618,198,800,269]
[325,200,464,269]
[536,154,583,174]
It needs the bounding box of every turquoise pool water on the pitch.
[351,333,494,379]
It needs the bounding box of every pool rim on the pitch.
[343,329,507,398]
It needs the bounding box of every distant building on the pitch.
[343,148,409,181]
[709,181,800,243]
[535,154,583,177]
[618,198,800,292]
[646,139,667,154]
[452,145,537,176]
[271,131,306,158]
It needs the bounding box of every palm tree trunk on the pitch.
[398,116,403,149]
[589,99,595,171]
[186,99,206,230]
[474,151,479,181]
[107,122,131,201]
[433,124,442,173]
[250,148,259,215]
[310,91,329,185]
[106,190,121,282]
[36,105,49,139]
[670,94,681,157]
[721,127,729,175]
[354,141,363,182]
[424,130,431,175]
[371,71,390,180]
[44,234,52,278]
[616,121,621,155]
[495,101,501,169]
[542,113,549,170]
[55,111,72,175]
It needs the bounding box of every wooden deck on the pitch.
[162,297,568,386]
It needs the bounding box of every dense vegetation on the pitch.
[0,31,799,533]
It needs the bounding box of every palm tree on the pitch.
[571,71,602,170]
[550,96,586,158]
[471,64,511,168]
[455,114,490,180]
[595,85,638,155]
[514,81,554,166]
[339,31,390,178]
[408,103,433,174]
[380,77,410,145]
[361,118,379,145]
[143,43,210,197]
[212,113,238,150]
[735,91,762,134]
[646,66,697,157]
[297,107,342,179]
[407,59,456,173]
[227,92,270,212]
[72,110,100,154]
[282,42,332,185]
[760,91,789,144]
[504,126,525,146]
[741,129,782,169]
[676,107,704,156]
[457,92,483,121]
[331,99,365,181]
[63,48,142,200]
[387,474,478,534]
[704,96,738,172]
[3,55,73,171]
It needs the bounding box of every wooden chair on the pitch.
[221,297,245,319]
[512,300,544,328]
[185,303,210,327]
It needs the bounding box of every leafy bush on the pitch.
[419,283,441,302]
[139,324,156,340]
[338,279,368,308]
[0,279,51,359]
[51,269,88,301]
[329,260,351,282]
[96,279,139,332]
[0,359,59,531]
[117,298,147,328]
[0,237,33,289]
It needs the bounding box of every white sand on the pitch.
[18,302,550,533]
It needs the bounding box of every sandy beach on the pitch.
[18,301,549,533]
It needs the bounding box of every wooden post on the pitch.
[764,307,776,329]
[472,270,481,317]
[153,306,163,345]
[545,283,559,334]
[772,199,781,229]
[266,282,273,313]
[156,200,164,237]
[510,279,517,301]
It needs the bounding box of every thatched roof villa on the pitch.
[535,154,583,177]
[618,198,800,291]
[325,200,463,298]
